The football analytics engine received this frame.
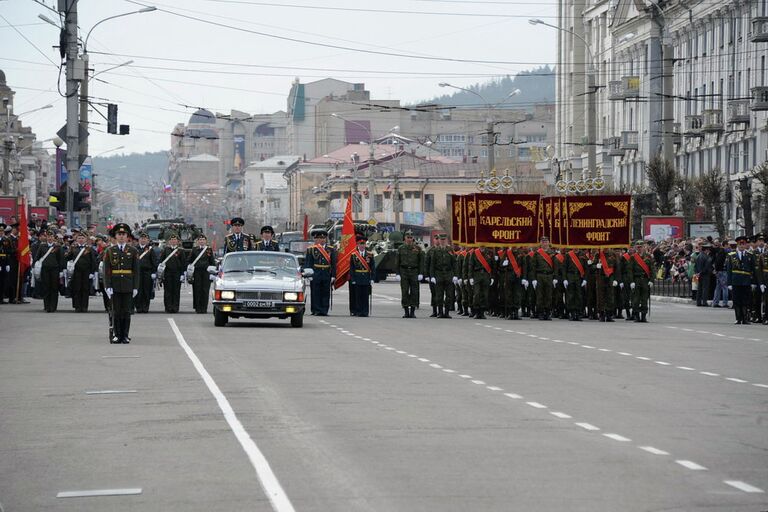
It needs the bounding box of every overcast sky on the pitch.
[2,0,557,157]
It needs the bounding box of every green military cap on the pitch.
[197,233,207,240]
[438,233,447,239]
[167,232,179,240]
[634,240,644,246]
[403,230,414,237]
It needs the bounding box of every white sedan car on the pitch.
[209,251,312,328]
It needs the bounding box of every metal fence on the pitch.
[652,278,694,299]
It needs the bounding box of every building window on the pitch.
[403,191,421,212]
[424,194,434,212]
[374,194,383,212]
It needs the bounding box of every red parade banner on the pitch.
[451,194,463,244]
[562,194,632,248]
[462,194,477,246]
[473,193,540,247]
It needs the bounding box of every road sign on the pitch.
[368,218,378,226]
[330,211,344,220]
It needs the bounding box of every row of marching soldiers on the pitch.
[398,233,656,322]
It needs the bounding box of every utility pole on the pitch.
[486,119,495,176]
[393,172,400,232]
[2,100,10,195]
[662,44,674,164]
[367,141,375,221]
[62,0,80,229]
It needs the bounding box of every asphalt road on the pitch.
[1,282,766,511]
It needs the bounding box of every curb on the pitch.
[651,295,695,305]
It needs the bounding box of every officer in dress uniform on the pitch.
[726,235,757,325]
[468,246,495,319]
[6,223,22,303]
[563,247,587,321]
[35,229,64,312]
[500,247,527,320]
[531,237,556,321]
[135,232,158,313]
[429,234,455,319]
[595,247,621,322]
[190,234,217,314]
[305,229,337,316]
[103,223,139,343]
[754,234,768,324]
[66,231,98,312]
[224,217,255,253]
[628,240,655,323]
[394,230,423,318]
[0,223,12,303]
[349,234,375,317]
[424,234,440,317]
[255,225,280,251]
[159,233,187,313]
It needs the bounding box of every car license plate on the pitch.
[244,300,273,308]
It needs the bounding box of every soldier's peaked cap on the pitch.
[356,234,367,242]
[312,229,327,238]
[735,235,748,242]
[110,223,131,236]
[230,217,245,226]
[438,233,447,239]
[403,229,414,236]
[260,225,274,234]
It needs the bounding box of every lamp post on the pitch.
[2,103,53,196]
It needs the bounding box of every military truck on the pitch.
[141,218,203,255]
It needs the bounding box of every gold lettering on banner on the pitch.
[586,232,612,242]
[454,200,461,216]
[569,202,591,217]
[491,229,523,240]
[478,199,503,215]
[571,218,628,228]
[514,200,537,215]
[605,201,629,216]
[479,216,534,227]
[467,200,476,218]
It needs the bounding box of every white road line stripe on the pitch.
[581,345,595,349]
[753,383,768,388]
[598,348,612,352]
[575,422,600,431]
[725,377,748,383]
[362,338,371,341]
[429,363,443,368]
[442,369,456,373]
[418,358,430,362]
[395,350,406,354]
[471,380,486,385]
[700,371,719,376]
[526,402,547,409]
[504,393,522,399]
[568,342,580,345]
[603,433,631,442]
[459,374,472,379]
[636,356,651,361]
[724,480,765,493]
[676,366,695,371]
[676,460,707,471]
[407,354,418,358]
[539,337,550,341]
[618,352,633,356]
[168,319,295,512]
[550,412,572,419]
[681,328,694,332]
[639,446,669,455]
[655,361,671,365]
[486,386,502,391]
[553,339,564,343]
[85,390,137,395]
[385,347,396,351]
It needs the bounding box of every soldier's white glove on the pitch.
[151,273,157,280]
[452,276,459,285]
[612,280,618,287]
[596,263,602,269]
[761,284,766,293]
[587,260,593,265]
[462,279,468,285]
[563,280,569,288]
[370,280,375,285]
[728,285,733,291]
[522,279,529,288]
[417,274,423,281]
[132,289,138,298]
[429,277,436,284]
[494,255,499,261]
[469,278,475,286]
[180,274,185,282]
[581,280,587,287]
[330,277,336,284]
[630,282,636,290]
[106,288,113,298]
[553,279,558,286]
[751,284,757,290]
[619,282,624,289]
[502,259,509,267]
[4,265,9,272]
[59,271,64,278]
[532,280,538,289]
[393,274,401,282]
[209,274,216,281]
[490,278,494,286]
[648,281,653,288]
[88,273,94,279]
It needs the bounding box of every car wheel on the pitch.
[214,307,228,327]
[290,312,304,328]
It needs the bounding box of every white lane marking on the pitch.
[504,393,522,399]
[362,338,371,341]
[85,390,137,395]
[487,386,503,391]
[676,460,707,471]
[636,356,651,361]
[504,329,515,333]
[429,363,443,368]
[329,324,337,327]
[700,371,719,376]
[618,352,633,356]
[553,339,564,343]
[681,328,694,332]
[385,347,396,351]
[676,366,695,371]
[407,354,418,358]
[346,333,356,337]
[655,361,671,366]
[724,480,765,493]
[603,433,631,442]
[459,374,472,379]
[598,348,612,352]
[748,338,761,342]
[57,488,142,498]
[575,422,600,431]
[526,402,547,409]
[550,412,572,419]
[581,345,595,349]
[354,335,363,339]
[494,327,502,330]
[471,380,486,385]
[539,337,550,341]
[168,319,295,512]
[442,369,456,373]
[639,446,669,456]
[753,383,768,388]
[101,355,141,359]
[418,358,430,362]
[725,377,748,383]
[395,350,406,354]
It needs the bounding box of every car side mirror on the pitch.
[302,268,314,277]
[207,265,218,274]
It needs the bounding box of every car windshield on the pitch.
[222,253,298,276]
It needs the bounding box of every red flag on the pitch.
[333,195,355,290]
[302,213,309,240]
[17,196,31,275]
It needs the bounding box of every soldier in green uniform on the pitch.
[584,249,598,319]
[453,246,465,315]
[104,223,139,343]
[468,246,495,319]
[552,251,567,319]
[159,233,187,313]
[66,231,98,312]
[563,247,587,321]
[628,240,655,323]
[595,248,620,322]
[755,234,768,324]
[424,234,440,317]
[255,225,280,251]
[726,235,757,325]
[500,247,526,320]
[394,230,424,318]
[618,248,634,320]
[224,217,255,253]
[522,248,536,318]
[429,233,455,318]
[189,234,216,314]
[460,247,474,316]
[135,232,158,313]
[0,223,11,303]
[531,237,556,320]
[35,229,64,312]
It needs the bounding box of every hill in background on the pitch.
[92,151,168,193]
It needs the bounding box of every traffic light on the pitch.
[49,191,66,211]
[107,104,118,134]
[73,191,90,212]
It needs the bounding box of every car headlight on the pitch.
[220,290,235,300]
[283,292,299,301]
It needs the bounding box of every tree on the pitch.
[630,185,654,240]
[750,161,768,232]
[645,156,676,215]
[696,168,726,238]
[738,178,754,237]
[674,175,699,222]
[432,206,453,235]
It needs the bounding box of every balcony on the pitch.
[608,80,624,101]
[672,122,682,145]
[727,99,751,124]
[751,86,768,111]
[622,76,640,99]
[684,115,704,137]
[751,17,768,43]
[604,136,624,156]
[620,131,638,150]
[702,109,724,132]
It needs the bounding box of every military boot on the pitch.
[599,312,606,322]
[475,309,486,319]
[403,308,410,318]
[605,313,614,322]
[430,306,438,318]
[639,312,647,323]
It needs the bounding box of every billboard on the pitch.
[642,215,685,241]
[79,157,92,192]
[233,135,246,172]
[687,222,719,239]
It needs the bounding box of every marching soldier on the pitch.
[305,229,337,316]
[752,233,766,323]
[628,240,655,323]
[0,223,11,303]
[224,217,255,253]
[190,234,216,314]
[66,231,98,312]
[349,234,375,317]
[159,233,187,313]
[394,230,423,318]
[618,248,633,320]
[595,247,621,322]
[468,246,495,319]
[135,232,157,313]
[563,247,587,321]
[755,234,768,324]
[5,223,21,303]
[255,225,280,251]
[424,234,440,317]
[552,250,567,319]
[35,229,64,312]
[585,249,599,320]
[453,246,467,316]
[460,246,474,316]
[429,233,455,318]
[531,237,556,321]
[522,247,537,318]
[103,223,139,343]
[726,235,757,325]
[500,247,526,320]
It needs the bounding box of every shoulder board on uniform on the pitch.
[728,251,736,256]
